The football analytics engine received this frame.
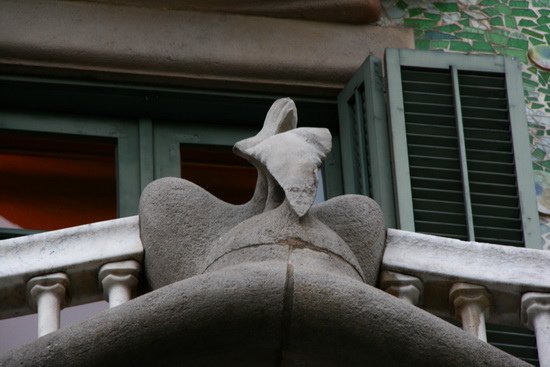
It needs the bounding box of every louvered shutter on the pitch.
[385,49,540,249]
[337,56,396,228]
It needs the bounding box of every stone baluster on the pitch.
[99,260,140,308]
[522,292,550,367]
[380,271,423,306]
[449,283,490,342]
[27,273,70,337]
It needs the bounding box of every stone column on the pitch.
[99,260,140,308]
[449,283,490,342]
[27,273,69,337]
[522,292,550,367]
[380,271,423,306]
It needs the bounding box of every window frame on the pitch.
[0,75,343,238]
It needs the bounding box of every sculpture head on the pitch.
[234,98,332,217]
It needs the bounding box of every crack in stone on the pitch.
[203,238,364,281]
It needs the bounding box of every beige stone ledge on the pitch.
[0,0,413,96]
[85,0,382,24]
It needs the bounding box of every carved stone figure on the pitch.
[1,99,527,366]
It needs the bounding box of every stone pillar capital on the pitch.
[380,271,423,306]
[26,273,70,311]
[521,292,550,330]
[449,282,490,317]
[99,260,140,308]
[449,282,491,341]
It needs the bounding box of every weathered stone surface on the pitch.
[0,261,528,366]
[82,0,382,24]
[0,1,414,96]
[311,194,386,285]
[139,177,265,289]
[242,128,331,217]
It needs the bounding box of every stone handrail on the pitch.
[382,229,550,366]
[382,228,550,327]
[0,216,142,321]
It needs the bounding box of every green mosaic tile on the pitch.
[498,47,529,62]
[532,103,546,109]
[480,0,498,5]
[523,78,539,87]
[540,160,550,170]
[534,163,543,171]
[405,18,439,30]
[483,7,499,17]
[425,31,457,40]
[523,28,545,39]
[533,0,550,8]
[540,9,550,17]
[459,19,471,27]
[472,41,495,52]
[534,25,550,33]
[509,0,530,7]
[537,129,546,135]
[431,40,451,49]
[409,8,423,17]
[537,17,550,25]
[540,88,550,95]
[462,26,485,34]
[437,24,461,33]
[511,8,538,17]
[530,37,546,46]
[537,69,550,85]
[508,37,529,49]
[534,147,547,160]
[522,81,537,91]
[509,31,528,40]
[486,32,509,45]
[425,12,441,20]
[519,19,538,27]
[545,128,550,133]
[457,31,485,41]
[434,2,459,12]
[450,41,473,52]
[490,16,504,26]
[396,0,407,10]
[416,39,431,50]
[495,4,511,15]
[505,15,518,28]
[546,33,550,44]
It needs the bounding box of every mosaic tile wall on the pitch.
[378,0,550,248]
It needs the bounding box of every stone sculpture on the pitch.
[1,99,527,366]
[140,98,386,289]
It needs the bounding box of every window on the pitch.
[0,130,117,232]
[0,76,342,239]
[338,49,540,249]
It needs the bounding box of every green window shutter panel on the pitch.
[385,49,540,249]
[337,56,396,228]
[487,324,539,366]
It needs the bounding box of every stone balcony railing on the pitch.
[0,218,549,366]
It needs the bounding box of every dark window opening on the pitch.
[0,130,117,231]
[180,144,257,205]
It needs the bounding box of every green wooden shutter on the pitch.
[385,48,540,249]
[337,56,396,228]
